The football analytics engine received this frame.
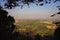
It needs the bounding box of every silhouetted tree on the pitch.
[0,8,20,40]
[51,12,60,17]
[51,12,60,40]
[57,6,60,10]
[53,21,60,40]
[0,0,60,9]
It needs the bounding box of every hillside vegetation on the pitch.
[14,20,57,36]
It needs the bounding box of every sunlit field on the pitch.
[14,19,57,37]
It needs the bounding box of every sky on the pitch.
[0,0,60,20]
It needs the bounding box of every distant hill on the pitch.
[15,19,57,29]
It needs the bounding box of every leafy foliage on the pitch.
[0,8,16,40]
[0,0,60,9]
[51,12,60,17]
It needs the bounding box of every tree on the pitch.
[51,11,60,40]
[52,20,60,40]
[0,8,16,40]
[51,12,60,17]
[0,0,60,9]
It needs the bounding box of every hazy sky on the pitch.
[0,0,60,20]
